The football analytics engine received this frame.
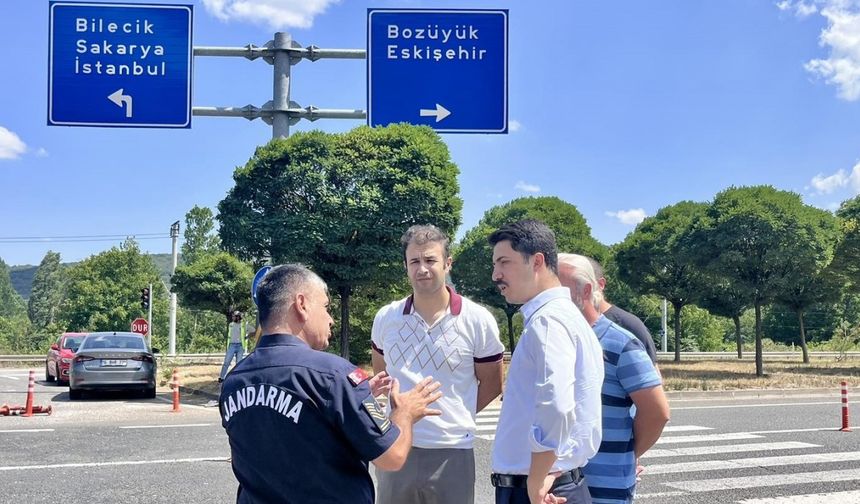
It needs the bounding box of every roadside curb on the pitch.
[666,388,842,400]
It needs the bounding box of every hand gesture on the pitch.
[389,376,442,423]
[368,371,393,397]
[528,473,567,504]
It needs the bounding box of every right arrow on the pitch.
[108,88,133,118]
[419,103,451,123]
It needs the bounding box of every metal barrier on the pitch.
[3,351,860,365]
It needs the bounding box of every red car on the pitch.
[46,332,86,384]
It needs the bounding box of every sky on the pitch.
[2,0,860,267]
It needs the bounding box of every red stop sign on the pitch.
[131,318,149,335]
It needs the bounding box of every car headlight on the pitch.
[61,358,72,364]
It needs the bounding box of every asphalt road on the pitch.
[3,368,860,503]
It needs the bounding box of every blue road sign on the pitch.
[367,9,508,134]
[252,266,272,307]
[48,2,193,128]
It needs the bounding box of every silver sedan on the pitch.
[68,332,158,400]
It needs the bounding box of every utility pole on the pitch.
[168,221,180,356]
[661,298,668,352]
[147,282,153,349]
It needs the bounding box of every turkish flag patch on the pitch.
[348,367,370,386]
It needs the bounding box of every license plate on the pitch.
[101,359,127,367]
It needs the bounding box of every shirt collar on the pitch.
[591,314,610,333]
[520,286,571,323]
[402,285,462,316]
[256,333,308,348]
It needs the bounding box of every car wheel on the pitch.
[143,387,156,399]
[45,362,55,382]
[68,388,82,400]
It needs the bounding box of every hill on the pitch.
[9,253,177,300]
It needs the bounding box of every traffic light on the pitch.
[140,287,150,310]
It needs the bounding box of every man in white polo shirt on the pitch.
[489,219,604,504]
[372,224,505,504]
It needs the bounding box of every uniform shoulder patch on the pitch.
[348,367,370,386]
[361,396,391,434]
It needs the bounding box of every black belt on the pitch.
[491,468,584,489]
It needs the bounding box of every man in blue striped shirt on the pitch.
[557,254,670,504]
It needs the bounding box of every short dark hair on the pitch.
[256,263,326,327]
[401,224,451,261]
[487,219,559,275]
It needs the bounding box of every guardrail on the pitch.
[3,351,860,365]
[0,353,226,365]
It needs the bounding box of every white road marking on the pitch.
[0,375,21,380]
[0,429,55,433]
[119,423,212,429]
[656,432,762,444]
[0,457,229,472]
[647,451,860,475]
[672,402,835,411]
[748,426,860,435]
[475,425,497,433]
[644,441,820,459]
[635,491,687,499]
[737,489,860,503]
[662,425,714,433]
[666,467,860,492]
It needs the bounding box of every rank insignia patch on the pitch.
[362,396,390,433]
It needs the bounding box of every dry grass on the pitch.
[658,359,860,391]
[162,359,860,396]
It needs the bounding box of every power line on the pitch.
[0,233,168,244]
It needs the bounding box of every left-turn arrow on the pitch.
[108,89,133,118]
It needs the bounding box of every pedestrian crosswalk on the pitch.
[472,405,860,503]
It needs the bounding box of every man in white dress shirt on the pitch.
[488,219,604,504]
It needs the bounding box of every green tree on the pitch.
[832,196,860,293]
[0,258,27,319]
[218,125,461,361]
[181,205,221,265]
[696,278,749,358]
[58,240,167,347]
[614,201,707,362]
[171,252,254,324]
[776,267,843,363]
[677,304,728,352]
[690,186,839,376]
[452,196,607,351]
[27,251,66,329]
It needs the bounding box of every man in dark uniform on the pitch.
[220,263,443,504]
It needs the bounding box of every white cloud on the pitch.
[514,180,540,193]
[800,1,860,100]
[0,127,26,160]
[508,120,522,132]
[776,0,819,17]
[811,168,849,193]
[810,162,860,194]
[35,147,48,158]
[201,0,340,29]
[605,208,648,226]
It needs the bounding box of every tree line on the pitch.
[2,125,859,378]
